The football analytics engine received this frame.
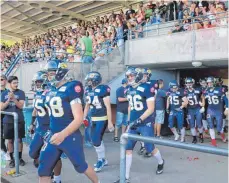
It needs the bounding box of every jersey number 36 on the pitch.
[127,95,144,111]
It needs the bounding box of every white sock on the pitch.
[140,141,144,147]
[198,127,203,134]
[171,128,178,136]
[154,150,163,164]
[126,154,132,179]
[180,128,185,138]
[94,141,105,160]
[209,129,215,139]
[202,120,208,130]
[53,175,61,183]
[222,119,226,128]
[191,128,197,136]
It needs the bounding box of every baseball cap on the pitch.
[1,74,7,80]
[122,78,128,84]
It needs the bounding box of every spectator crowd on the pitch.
[1,0,228,72]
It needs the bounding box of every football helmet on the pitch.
[85,71,102,87]
[125,67,143,86]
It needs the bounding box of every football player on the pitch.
[203,77,227,146]
[114,67,164,183]
[84,71,114,172]
[139,68,157,157]
[29,71,49,168]
[38,62,100,183]
[199,78,209,133]
[166,80,188,142]
[184,78,205,144]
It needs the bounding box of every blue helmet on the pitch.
[49,63,73,86]
[206,76,215,87]
[185,77,195,89]
[125,67,143,86]
[85,71,102,87]
[31,71,47,91]
[142,68,152,81]
[169,80,178,89]
[44,59,63,72]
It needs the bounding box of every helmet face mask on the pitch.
[85,72,102,87]
[125,67,143,86]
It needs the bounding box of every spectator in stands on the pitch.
[192,7,204,30]
[1,74,11,161]
[0,76,26,168]
[126,4,136,20]
[114,78,128,142]
[165,0,178,22]
[171,22,185,33]
[159,0,167,20]
[155,79,166,138]
[145,3,153,21]
[80,29,93,76]
[115,16,125,64]
[136,3,145,25]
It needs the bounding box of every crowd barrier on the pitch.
[119,133,229,183]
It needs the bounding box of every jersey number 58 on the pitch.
[45,97,64,117]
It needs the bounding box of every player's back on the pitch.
[85,84,110,119]
[46,80,84,133]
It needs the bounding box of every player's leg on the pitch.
[177,111,185,142]
[91,120,108,172]
[53,159,62,183]
[207,109,217,146]
[4,123,15,167]
[140,124,164,174]
[187,110,197,143]
[29,132,44,168]
[121,114,128,134]
[38,142,62,183]
[114,112,123,142]
[155,110,165,138]
[168,111,179,140]
[196,109,204,143]
[215,112,227,143]
[202,111,209,133]
[61,131,99,183]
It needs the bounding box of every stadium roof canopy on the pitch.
[1,0,139,41]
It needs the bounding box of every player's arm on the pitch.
[200,94,205,107]
[117,88,128,102]
[103,96,113,129]
[140,97,155,121]
[181,96,188,109]
[83,103,90,119]
[118,97,128,102]
[166,96,170,113]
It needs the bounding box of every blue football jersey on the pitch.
[85,85,110,120]
[33,90,50,131]
[126,83,155,123]
[146,80,158,94]
[45,81,84,133]
[184,88,202,109]
[203,87,225,111]
[167,89,185,110]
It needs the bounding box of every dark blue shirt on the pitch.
[223,95,228,108]
[155,89,166,110]
[1,89,25,123]
[116,86,128,114]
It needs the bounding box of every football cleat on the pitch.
[138,146,146,155]
[113,178,131,183]
[174,134,180,141]
[211,139,217,147]
[180,137,185,143]
[156,159,164,175]
[192,136,197,144]
[220,133,227,143]
[143,152,152,158]
[94,158,108,171]
[199,133,204,143]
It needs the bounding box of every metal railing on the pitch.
[119,133,229,183]
[0,111,20,176]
